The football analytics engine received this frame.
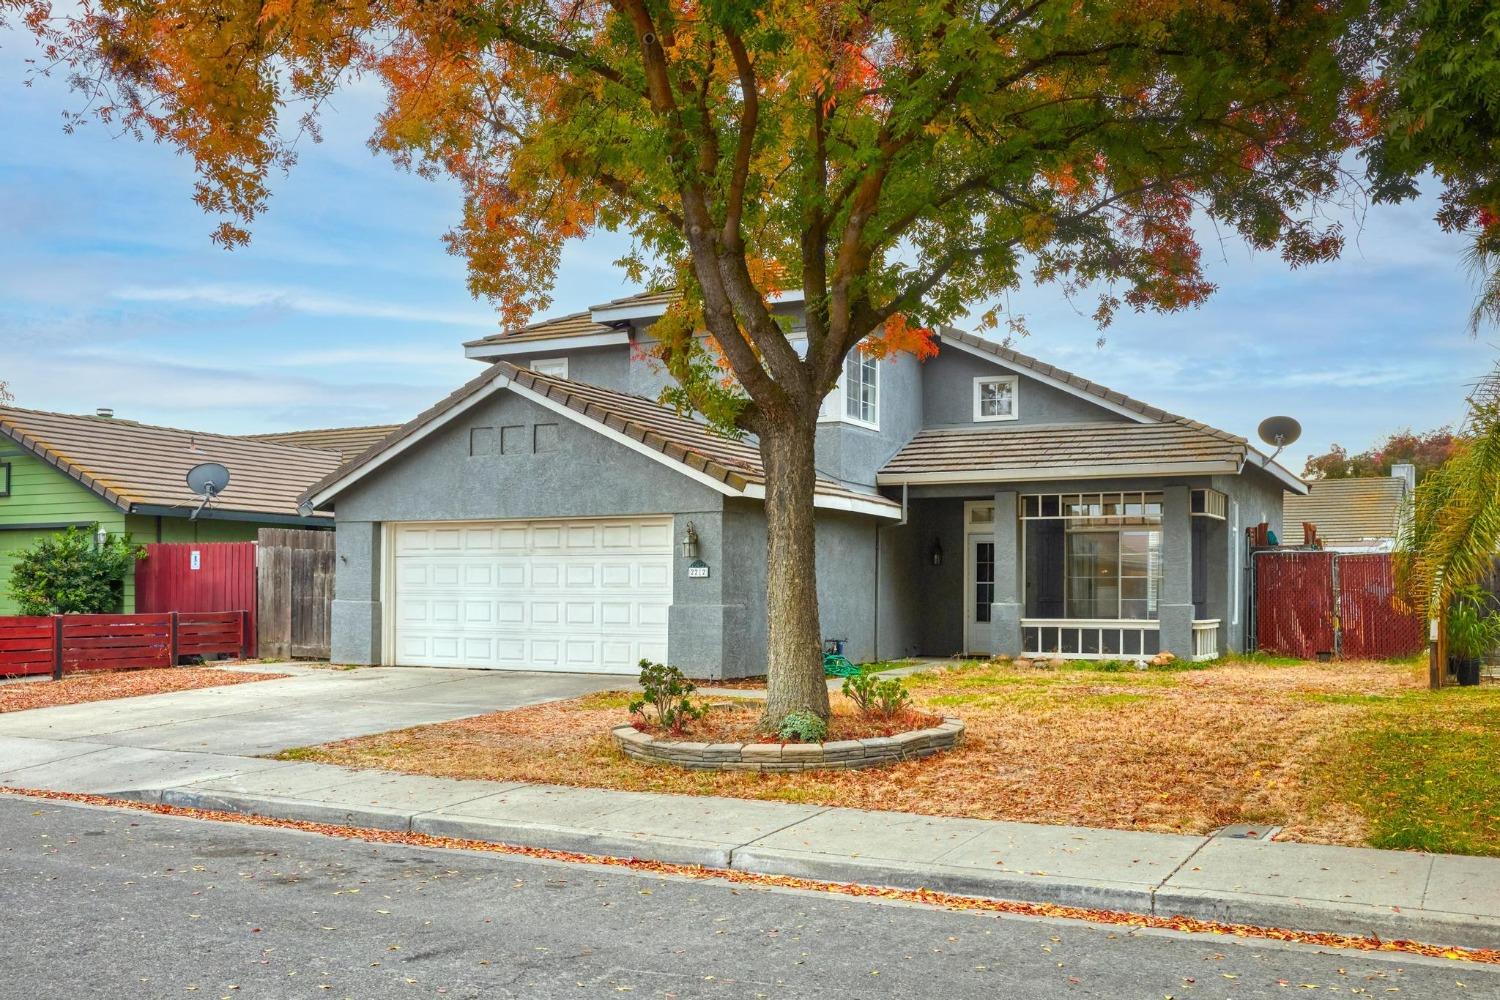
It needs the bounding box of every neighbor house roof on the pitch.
[877,422,1256,485]
[241,424,402,464]
[1283,477,1407,546]
[0,406,339,522]
[305,362,901,519]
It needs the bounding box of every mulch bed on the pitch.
[0,668,284,713]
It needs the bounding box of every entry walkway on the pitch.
[0,663,1496,951]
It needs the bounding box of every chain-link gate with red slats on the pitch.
[1253,550,1424,660]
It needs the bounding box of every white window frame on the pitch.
[842,350,880,430]
[973,374,1019,422]
[819,346,881,429]
[530,357,569,378]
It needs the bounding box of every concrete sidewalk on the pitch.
[0,664,1496,951]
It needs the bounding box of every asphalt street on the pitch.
[0,796,1491,999]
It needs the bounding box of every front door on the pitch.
[964,534,996,655]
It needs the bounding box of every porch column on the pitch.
[990,490,1023,656]
[1160,485,1194,659]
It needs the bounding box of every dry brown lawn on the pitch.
[283,657,1465,849]
[0,667,283,713]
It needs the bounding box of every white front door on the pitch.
[964,533,996,655]
[390,517,673,673]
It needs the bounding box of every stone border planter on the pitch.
[612,717,964,772]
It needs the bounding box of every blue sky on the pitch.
[1,28,1491,472]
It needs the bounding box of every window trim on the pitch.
[530,357,569,379]
[972,374,1019,422]
[0,461,9,498]
[842,350,880,430]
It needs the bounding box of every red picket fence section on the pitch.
[1254,550,1425,660]
[0,611,250,678]
[135,542,258,657]
[1336,554,1425,659]
[1254,550,1336,660]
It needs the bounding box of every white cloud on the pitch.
[111,283,497,329]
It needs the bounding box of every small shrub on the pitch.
[842,672,912,718]
[8,524,144,615]
[776,709,827,744]
[629,659,705,734]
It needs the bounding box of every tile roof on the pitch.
[241,425,403,463]
[0,406,339,520]
[1284,477,1407,545]
[463,310,614,349]
[464,289,687,350]
[306,362,899,514]
[877,422,1250,484]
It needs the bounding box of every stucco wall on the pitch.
[481,345,632,392]
[815,351,925,489]
[921,347,1134,428]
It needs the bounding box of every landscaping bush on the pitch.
[629,659,704,734]
[7,525,144,615]
[776,709,827,744]
[841,671,911,718]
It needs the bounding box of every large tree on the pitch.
[1303,426,1463,481]
[1361,0,1500,331]
[20,0,1380,723]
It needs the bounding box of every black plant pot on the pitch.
[1451,656,1483,687]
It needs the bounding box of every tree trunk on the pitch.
[759,410,831,724]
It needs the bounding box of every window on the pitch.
[973,375,1018,421]
[1064,527,1161,621]
[844,351,879,427]
[531,357,569,378]
[0,461,9,497]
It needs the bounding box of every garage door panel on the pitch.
[392,518,672,674]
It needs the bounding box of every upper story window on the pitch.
[973,374,1018,422]
[530,357,569,378]
[0,461,10,498]
[844,351,879,428]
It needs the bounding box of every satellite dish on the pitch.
[1256,416,1302,464]
[185,462,230,521]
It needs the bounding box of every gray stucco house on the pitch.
[307,290,1303,677]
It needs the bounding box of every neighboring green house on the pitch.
[0,406,345,614]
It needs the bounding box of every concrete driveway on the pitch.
[0,664,619,793]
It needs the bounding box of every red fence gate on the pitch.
[1336,554,1426,659]
[135,542,257,657]
[1253,550,1424,660]
[1254,551,1337,659]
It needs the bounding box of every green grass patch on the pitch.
[574,690,637,711]
[1317,689,1500,856]
[1222,651,1313,667]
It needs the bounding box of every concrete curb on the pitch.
[135,786,1500,951]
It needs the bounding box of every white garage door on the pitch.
[391,518,673,673]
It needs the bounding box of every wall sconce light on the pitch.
[680,522,700,560]
[928,537,943,567]
[95,525,109,550]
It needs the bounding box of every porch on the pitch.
[959,486,1233,662]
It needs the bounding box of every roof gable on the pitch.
[307,363,900,518]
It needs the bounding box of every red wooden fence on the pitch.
[135,542,258,657]
[0,611,250,678]
[1254,550,1424,660]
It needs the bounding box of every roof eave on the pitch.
[463,330,631,360]
[0,422,135,512]
[875,459,1243,486]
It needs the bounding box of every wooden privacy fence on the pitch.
[1252,550,1424,660]
[135,541,258,657]
[0,611,251,679]
[257,528,335,660]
